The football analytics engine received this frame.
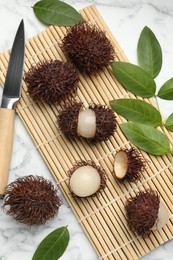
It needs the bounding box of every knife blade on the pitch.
[0,20,25,197]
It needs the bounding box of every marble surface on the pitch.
[0,0,172,259]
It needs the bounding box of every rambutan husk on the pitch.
[3,175,62,225]
[58,102,83,138]
[61,22,115,75]
[89,104,117,142]
[114,148,146,182]
[58,102,117,142]
[68,160,107,198]
[24,60,79,103]
[125,189,160,237]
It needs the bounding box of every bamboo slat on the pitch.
[0,5,172,260]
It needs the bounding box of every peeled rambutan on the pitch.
[68,160,107,198]
[125,190,169,236]
[24,60,79,103]
[58,102,117,142]
[3,175,62,225]
[61,22,115,74]
[114,148,146,182]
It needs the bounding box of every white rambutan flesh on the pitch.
[69,165,101,197]
[114,148,146,182]
[77,109,96,138]
[152,201,169,230]
[114,150,128,179]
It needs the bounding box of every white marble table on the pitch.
[0,0,172,259]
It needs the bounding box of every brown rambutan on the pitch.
[58,102,117,142]
[125,190,169,236]
[3,175,62,225]
[61,22,115,74]
[114,148,146,182]
[24,60,79,103]
[68,160,107,198]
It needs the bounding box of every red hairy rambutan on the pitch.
[24,60,79,103]
[62,22,115,74]
[3,175,62,225]
[125,190,160,236]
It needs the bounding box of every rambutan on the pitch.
[24,60,79,103]
[68,160,107,198]
[114,148,146,182]
[62,22,115,75]
[3,175,62,225]
[125,190,169,236]
[58,102,117,142]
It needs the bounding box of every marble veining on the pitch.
[0,0,173,259]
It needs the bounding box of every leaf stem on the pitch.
[154,95,173,164]
[168,151,173,165]
[154,95,162,116]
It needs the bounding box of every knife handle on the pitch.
[0,108,15,197]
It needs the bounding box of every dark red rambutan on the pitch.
[68,160,107,198]
[3,175,62,225]
[125,190,160,236]
[62,22,115,75]
[24,60,79,103]
[114,148,146,182]
[57,102,117,142]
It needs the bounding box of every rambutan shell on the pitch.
[89,104,117,142]
[114,148,146,182]
[58,102,83,138]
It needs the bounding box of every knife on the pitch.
[0,20,25,197]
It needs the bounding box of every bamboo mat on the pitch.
[0,5,173,260]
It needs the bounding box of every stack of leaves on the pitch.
[110,26,173,157]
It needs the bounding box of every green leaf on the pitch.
[33,0,83,26]
[111,62,156,98]
[137,26,162,78]
[157,78,173,100]
[120,122,170,155]
[165,113,173,132]
[110,99,162,127]
[32,226,70,260]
